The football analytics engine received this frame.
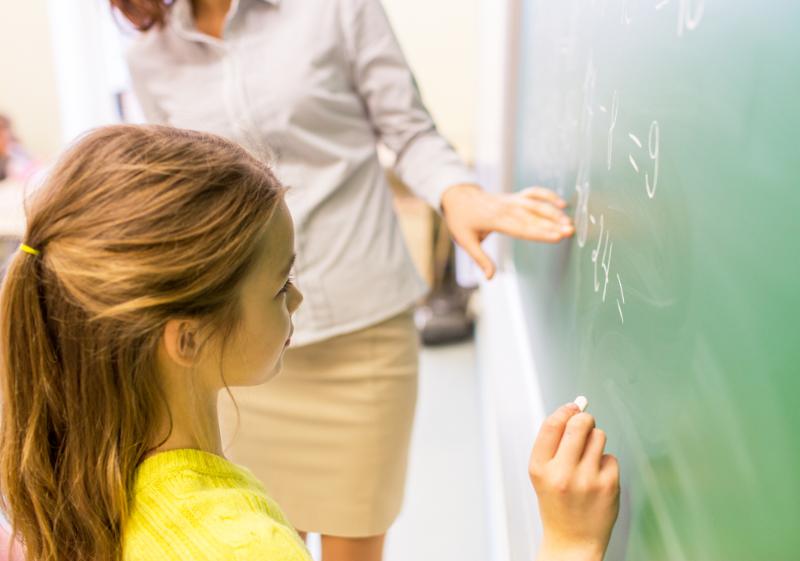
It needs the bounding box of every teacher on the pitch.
[115,1,574,559]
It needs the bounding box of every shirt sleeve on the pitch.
[341,0,479,210]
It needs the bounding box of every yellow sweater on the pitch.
[124,449,312,561]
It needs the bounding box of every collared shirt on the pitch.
[126,0,477,346]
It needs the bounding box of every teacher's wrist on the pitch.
[440,182,484,215]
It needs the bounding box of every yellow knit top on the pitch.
[123,449,312,561]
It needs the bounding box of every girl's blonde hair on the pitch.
[0,125,284,561]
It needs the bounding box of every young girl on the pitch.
[0,125,618,561]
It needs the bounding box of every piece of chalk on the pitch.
[574,395,589,412]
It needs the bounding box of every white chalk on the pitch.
[574,395,589,412]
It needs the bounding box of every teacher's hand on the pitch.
[440,183,575,280]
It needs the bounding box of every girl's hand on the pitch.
[528,404,621,561]
[440,183,575,280]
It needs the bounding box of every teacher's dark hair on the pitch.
[110,0,173,31]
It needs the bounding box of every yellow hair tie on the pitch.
[20,244,41,256]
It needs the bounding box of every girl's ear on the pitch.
[162,319,202,368]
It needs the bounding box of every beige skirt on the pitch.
[219,309,419,537]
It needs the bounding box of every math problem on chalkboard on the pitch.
[510,0,800,558]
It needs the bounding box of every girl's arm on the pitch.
[529,403,621,561]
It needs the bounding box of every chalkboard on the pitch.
[511,1,800,559]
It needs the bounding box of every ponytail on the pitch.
[0,125,283,561]
[0,246,135,560]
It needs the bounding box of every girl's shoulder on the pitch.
[124,450,311,561]
[124,502,311,561]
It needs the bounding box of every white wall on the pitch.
[382,0,478,164]
[0,0,62,161]
[46,0,131,146]
[472,1,550,560]
[476,272,546,561]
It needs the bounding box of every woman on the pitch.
[0,125,618,561]
[115,1,575,558]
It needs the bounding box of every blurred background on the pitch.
[0,1,494,560]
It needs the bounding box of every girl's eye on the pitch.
[279,277,295,295]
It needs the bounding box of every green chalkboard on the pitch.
[511,1,800,559]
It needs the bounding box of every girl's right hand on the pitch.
[528,403,621,561]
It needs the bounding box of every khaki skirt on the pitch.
[220,309,419,537]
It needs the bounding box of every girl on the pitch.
[116,1,576,557]
[0,125,618,561]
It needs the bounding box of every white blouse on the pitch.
[126,0,477,345]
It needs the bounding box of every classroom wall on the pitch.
[471,1,546,560]
[0,0,62,161]
[382,0,478,164]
